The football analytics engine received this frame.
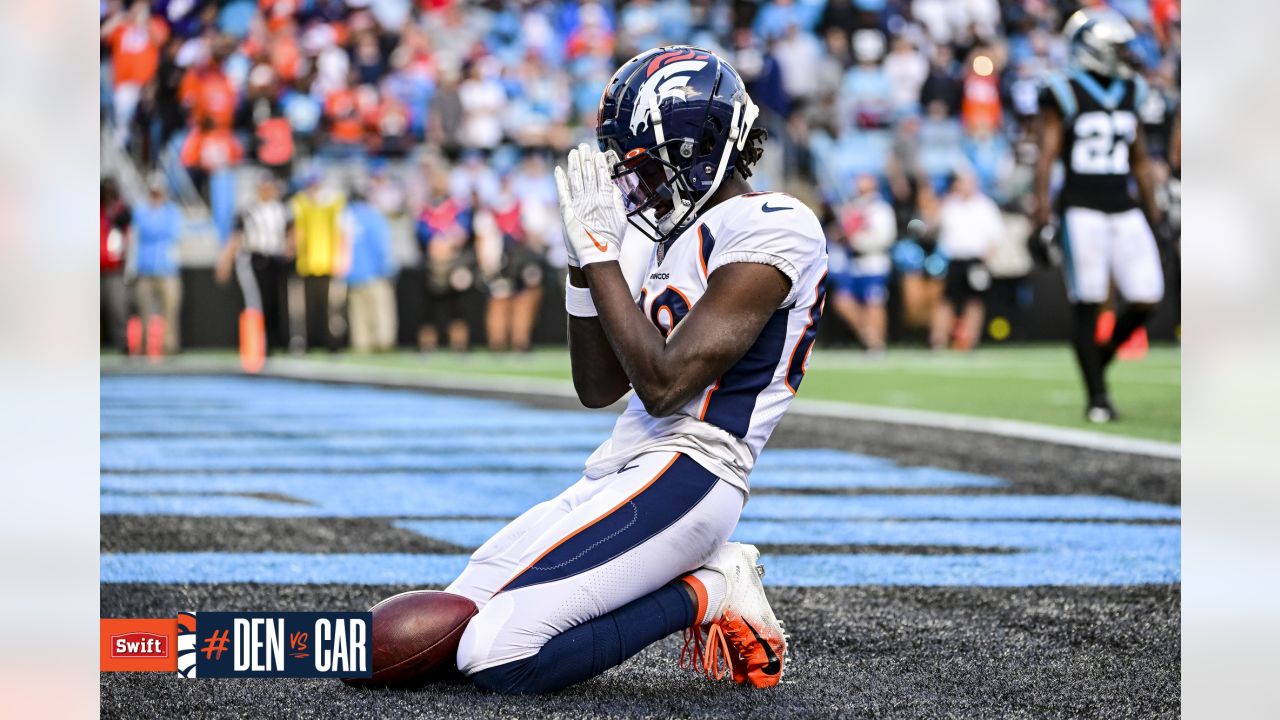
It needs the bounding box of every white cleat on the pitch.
[681,542,787,688]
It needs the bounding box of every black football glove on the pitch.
[1151,218,1177,252]
[1028,221,1062,268]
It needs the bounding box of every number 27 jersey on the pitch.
[1041,68,1149,213]
[583,192,829,495]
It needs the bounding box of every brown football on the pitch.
[343,590,478,687]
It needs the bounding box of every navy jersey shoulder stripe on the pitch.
[785,272,827,393]
[697,224,716,278]
[699,307,791,437]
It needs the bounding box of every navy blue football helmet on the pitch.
[596,46,762,243]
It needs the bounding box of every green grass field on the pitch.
[312,344,1180,443]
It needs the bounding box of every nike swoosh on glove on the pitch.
[554,143,627,268]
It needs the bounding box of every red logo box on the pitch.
[101,619,177,672]
[110,631,169,658]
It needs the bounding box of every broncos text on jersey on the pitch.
[583,191,829,495]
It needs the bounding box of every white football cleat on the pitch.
[680,542,787,688]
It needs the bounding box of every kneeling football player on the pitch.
[444,47,828,694]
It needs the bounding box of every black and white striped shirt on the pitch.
[235,201,291,256]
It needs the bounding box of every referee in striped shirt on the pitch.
[216,176,294,353]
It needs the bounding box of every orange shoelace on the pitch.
[679,622,736,681]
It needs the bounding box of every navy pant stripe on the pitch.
[498,455,718,594]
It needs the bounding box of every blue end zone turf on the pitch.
[101,519,1178,585]
[100,376,1181,587]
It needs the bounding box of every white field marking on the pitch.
[790,398,1180,459]
[806,363,1182,386]
[807,349,1180,377]
[261,358,1181,460]
[264,357,582,397]
[807,348,1181,371]
[334,351,1182,386]
[810,345,1180,360]
[807,351,1182,370]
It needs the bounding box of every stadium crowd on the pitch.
[100,0,1181,355]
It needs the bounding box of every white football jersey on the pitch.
[583,192,829,494]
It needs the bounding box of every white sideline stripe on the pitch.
[262,359,1181,460]
[265,359,582,396]
[791,399,1180,459]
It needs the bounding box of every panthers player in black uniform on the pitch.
[1033,7,1166,423]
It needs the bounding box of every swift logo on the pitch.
[111,632,169,659]
[101,618,179,672]
[761,202,792,214]
[742,619,781,675]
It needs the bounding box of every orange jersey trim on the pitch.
[697,224,710,278]
[698,378,721,420]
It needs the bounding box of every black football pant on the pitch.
[250,254,290,353]
[1070,302,1155,405]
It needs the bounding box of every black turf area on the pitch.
[101,374,1179,719]
[102,582,1178,719]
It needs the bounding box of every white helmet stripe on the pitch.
[691,95,751,218]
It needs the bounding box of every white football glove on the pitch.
[554,143,628,268]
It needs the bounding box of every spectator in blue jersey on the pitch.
[342,184,398,353]
[131,174,185,354]
[830,174,897,354]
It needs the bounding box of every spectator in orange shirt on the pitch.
[961,48,1002,134]
[323,73,369,156]
[370,83,413,158]
[180,52,237,131]
[565,3,614,60]
[260,0,300,33]
[180,117,245,199]
[270,25,304,84]
[101,0,169,147]
[236,64,296,180]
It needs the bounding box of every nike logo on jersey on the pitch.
[743,619,782,675]
[761,202,792,213]
[618,464,640,474]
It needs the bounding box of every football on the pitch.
[343,590,478,687]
